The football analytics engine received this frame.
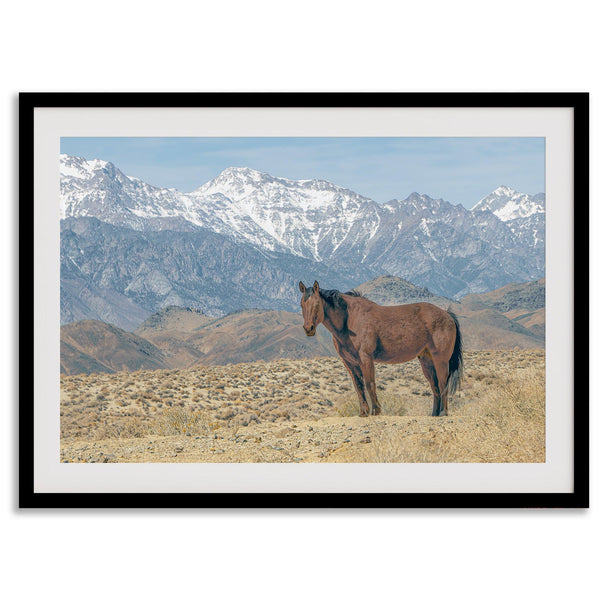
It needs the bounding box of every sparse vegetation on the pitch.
[60,350,545,463]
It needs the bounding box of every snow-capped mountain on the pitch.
[472,185,544,221]
[59,155,545,326]
[60,155,188,229]
[472,185,545,249]
[60,155,384,258]
[190,166,381,259]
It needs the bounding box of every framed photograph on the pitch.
[20,93,588,508]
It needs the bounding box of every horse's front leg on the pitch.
[341,359,370,417]
[359,351,381,416]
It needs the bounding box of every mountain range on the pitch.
[60,276,545,375]
[60,155,545,329]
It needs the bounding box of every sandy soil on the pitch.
[60,414,533,463]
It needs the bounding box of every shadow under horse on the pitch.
[299,281,463,417]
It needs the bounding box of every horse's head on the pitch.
[299,280,324,336]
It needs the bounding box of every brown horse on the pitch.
[299,281,463,417]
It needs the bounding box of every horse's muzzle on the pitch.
[303,325,316,336]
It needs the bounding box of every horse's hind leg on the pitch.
[418,351,441,416]
[431,354,450,417]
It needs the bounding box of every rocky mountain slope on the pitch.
[61,216,365,329]
[458,278,545,338]
[354,275,450,307]
[60,320,168,375]
[459,278,545,312]
[60,156,545,326]
[145,309,337,366]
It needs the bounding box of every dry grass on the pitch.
[356,366,545,463]
[153,407,220,437]
[60,350,545,463]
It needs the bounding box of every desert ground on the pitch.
[60,350,545,463]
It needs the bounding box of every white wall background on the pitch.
[1,2,596,599]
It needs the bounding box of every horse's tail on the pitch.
[446,310,464,398]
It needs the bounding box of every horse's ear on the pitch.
[299,281,306,294]
[313,281,320,294]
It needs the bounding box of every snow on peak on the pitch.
[195,167,369,212]
[472,186,544,221]
[216,166,269,182]
[198,167,352,197]
[494,185,517,194]
[60,154,111,180]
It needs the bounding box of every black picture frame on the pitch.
[20,92,589,509]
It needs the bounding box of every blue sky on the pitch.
[60,137,545,209]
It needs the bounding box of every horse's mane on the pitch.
[316,288,364,310]
[346,289,364,297]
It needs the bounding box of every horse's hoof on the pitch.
[359,412,369,418]
[372,409,382,416]
[438,410,448,417]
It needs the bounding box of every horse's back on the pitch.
[347,297,450,329]
[367,300,450,326]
